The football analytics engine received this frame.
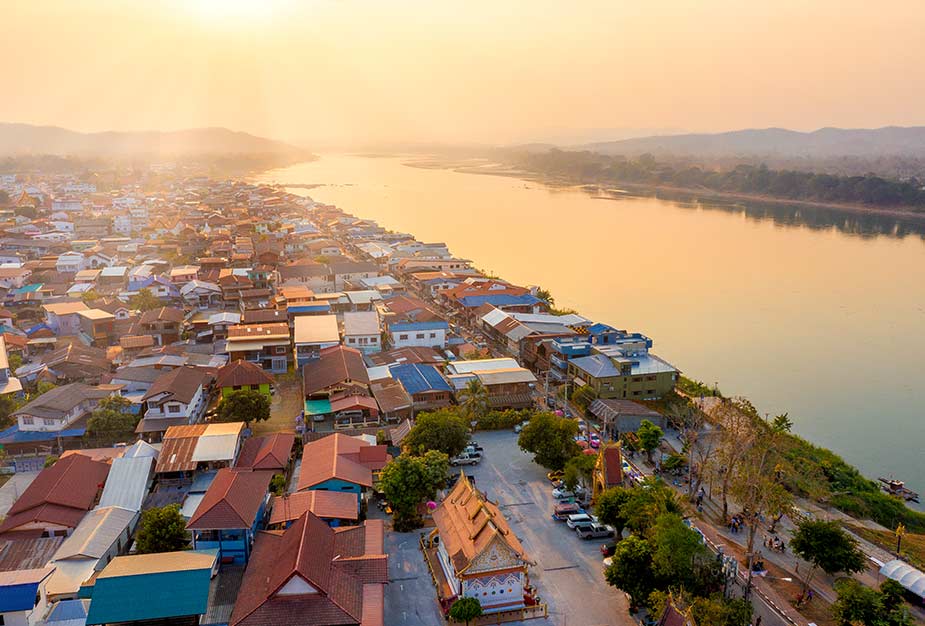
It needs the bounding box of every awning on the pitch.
[305,399,332,416]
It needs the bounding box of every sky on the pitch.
[3,0,925,147]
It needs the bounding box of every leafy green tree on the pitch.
[832,578,912,626]
[44,455,58,468]
[518,411,580,470]
[690,595,753,626]
[136,504,190,554]
[595,486,633,539]
[622,478,684,535]
[0,394,20,430]
[651,513,719,595]
[636,419,664,463]
[771,412,793,433]
[570,385,597,412]
[379,450,449,531]
[604,535,655,612]
[7,352,22,373]
[269,473,287,496]
[403,409,470,457]
[216,389,271,425]
[80,289,100,303]
[128,288,162,312]
[791,519,866,599]
[460,379,489,422]
[86,395,138,437]
[562,453,597,492]
[534,287,554,307]
[448,597,483,626]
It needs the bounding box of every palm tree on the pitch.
[461,378,489,422]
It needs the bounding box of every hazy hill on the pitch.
[581,126,925,158]
[0,122,306,156]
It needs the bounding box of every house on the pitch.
[328,260,379,291]
[235,432,296,473]
[138,366,212,436]
[592,444,624,503]
[0,567,55,626]
[341,310,380,354]
[76,308,115,347]
[0,266,32,290]
[187,468,272,565]
[226,323,291,374]
[43,301,89,335]
[45,505,138,601]
[214,360,275,399]
[12,382,118,434]
[138,306,184,346]
[84,550,217,626]
[181,280,222,309]
[389,362,453,412]
[369,378,413,422]
[152,422,245,478]
[296,434,390,512]
[567,349,679,401]
[229,512,387,626]
[267,491,358,529]
[301,346,370,423]
[0,454,111,538]
[425,474,535,615]
[388,320,448,349]
[0,336,23,397]
[168,264,200,284]
[588,399,666,441]
[39,344,111,383]
[292,314,340,367]
[445,359,537,409]
[97,455,155,512]
[56,252,85,273]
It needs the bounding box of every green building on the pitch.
[214,360,275,400]
[567,347,678,401]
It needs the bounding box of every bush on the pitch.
[474,409,530,431]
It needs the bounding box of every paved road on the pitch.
[383,429,634,626]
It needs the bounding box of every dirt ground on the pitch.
[253,376,302,436]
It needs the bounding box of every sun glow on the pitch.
[184,0,291,25]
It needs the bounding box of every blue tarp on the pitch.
[0,424,86,444]
[389,363,452,395]
[458,294,542,308]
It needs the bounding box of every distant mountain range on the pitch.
[579,126,925,158]
[0,122,307,156]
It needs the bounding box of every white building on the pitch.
[342,311,381,354]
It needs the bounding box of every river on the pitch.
[255,154,925,500]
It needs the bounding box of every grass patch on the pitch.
[847,524,925,571]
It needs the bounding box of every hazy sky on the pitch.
[3,0,925,146]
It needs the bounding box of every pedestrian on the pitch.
[755,616,762,626]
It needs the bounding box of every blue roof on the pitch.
[47,599,90,623]
[14,283,42,294]
[586,323,618,334]
[289,303,331,313]
[388,320,448,332]
[0,424,86,444]
[389,363,452,395]
[0,580,46,612]
[458,294,542,308]
[25,322,53,336]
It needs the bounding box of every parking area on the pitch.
[383,429,632,626]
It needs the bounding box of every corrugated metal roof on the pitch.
[98,456,153,511]
[97,550,217,579]
[53,506,136,561]
[192,433,241,462]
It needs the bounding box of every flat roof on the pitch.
[293,314,340,344]
[97,550,217,579]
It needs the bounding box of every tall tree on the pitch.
[562,453,597,492]
[448,597,483,626]
[216,389,271,425]
[460,378,489,422]
[128,288,162,312]
[604,535,655,613]
[86,395,138,437]
[594,486,633,539]
[708,400,756,523]
[517,411,580,470]
[636,419,664,464]
[791,519,866,600]
[136,504,190,554]
[379,450,449,531]
[403,409,470,457]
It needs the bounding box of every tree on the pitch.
[80,289,100,303]
[832,578,912,626]
[595,486,633,539]
[460,379,489,422]
[517,411,580,470]
[622,478,683,535]
[86,395,138,437]
[708,400,756,523]
[604,535,655,612]
[7,352,22,374]
[216,389,271,425]
[403,409,470,457]
[791,519,866,599]
[636,419,664,464]
[650,513,722,596]
[690,595,753,626]
[128,288,162,312]
[570,385,597,412]
[136,504,190,554]
[0,394,19,430]
[771,412,793,433]
[269,473,287,496]
[379,450,449,531]
[448,597,483,626]
[562,453,597,492]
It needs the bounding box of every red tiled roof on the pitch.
[297,434,390,491]
[215,361,276,390]
[0,455,109,535]
[328,395,379,415]
[236,433,295,471]
[230,513,386,626]
[602,446,623,487]
[301,345,369,397]
[268,491,358,525]
[187,468,272,530]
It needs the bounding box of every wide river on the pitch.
[257,154,925,499]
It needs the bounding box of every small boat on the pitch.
[879,477,920,503]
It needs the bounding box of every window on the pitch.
[43,418,56,426]
[22,416,34,425]
[348,338,356,344]
[340,485,354,491]
[274,346,287,355]
[416,333,425,339]
[429,332,436,338]
[250,384,260,390]
[398,334,408,340]
[646,389,656,395]
[167,404,181,414]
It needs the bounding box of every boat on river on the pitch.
[879,477,919,502]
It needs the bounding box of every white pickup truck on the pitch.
[451,452,481,466]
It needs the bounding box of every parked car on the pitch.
[602,556,613,569]
[600,543,616,557]
[552,487,576,500]
[513,420,530,433]
[451,453,480,466]
[467,441,484,452]
[576,523,615,540]
[552,503,584,521]
[566,513,593,529]
[462,445,483,458]
[546,470,564,483]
